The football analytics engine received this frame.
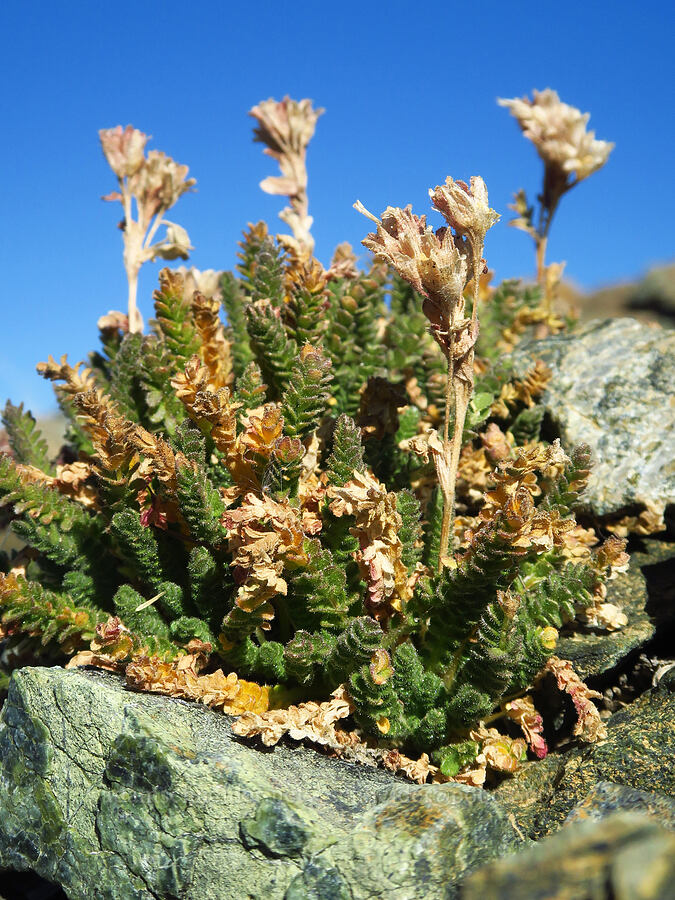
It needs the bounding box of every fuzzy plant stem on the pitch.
[120,179,168,335]
[535,171,568,313]
[437,343,473,571]
[121,186,144,334]
[438,336,456,570]
[437,255,481,571]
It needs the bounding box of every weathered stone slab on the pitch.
[0,667,522,900]
[513,317,675,520]
[565,781,675,829]
[556,538,675,680]
[462,813,675,900]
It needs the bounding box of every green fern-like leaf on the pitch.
[2,402,54,474]
[175,458,226,545]
[107,333,145,423]
[281,346,332,441]
[234,361,267,412]
[138,335,187,435]
[0,456,109,579]
[541,444,592,515]
[287,539,350,631]
[396,489,422,572]
[326,616,384,683]
[153,269,201,367]
[0,573,107,651]
[326,415,365,487]
[221,272,254,377]
[242,233,285,304]
[246,302,297,399]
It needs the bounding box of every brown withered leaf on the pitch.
[491,360,552,418]
[470,723,528,774]
[191,291,233,389]
[499,302,566,353]
[232,684,353,747]
[380,750,440,784]
[328,470,410,623]
[559,522,598,563]
[536,656,607,743]
[481,422,513,464]
[12,461,98,511]
[605,501,666,538]
[504,695,548,759]
[36,354,100,401]
[326,241,359,281]
[126,654,269,714]
[54,462,98,508]
[465,485,574,561]
[222,492,308,631]
[578,600,628,631]
[239,404,284,458]
[457,444,493,503]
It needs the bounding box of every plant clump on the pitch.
[0,91,629,785]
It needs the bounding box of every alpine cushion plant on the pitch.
[0,91,629,785]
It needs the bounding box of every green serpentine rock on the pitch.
[462,813,675,900]
[0,666,522,900]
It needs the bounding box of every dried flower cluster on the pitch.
[0,91,627,785]
[499,89,614,182]
[100,125,195,332]
[499,89,613,311]
[250,96,324,257]
[356,175,500,566]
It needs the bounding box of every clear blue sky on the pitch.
[1,0,673,414]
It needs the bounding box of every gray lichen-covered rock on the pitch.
[462,813,675,900]
[512,317,675,520]
[0,666,522,900]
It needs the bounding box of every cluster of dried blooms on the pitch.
[499,89,614,311]
[99,125,196,333]
[250,96,324,258]
[356,175,500,566]
[1,90,633,787]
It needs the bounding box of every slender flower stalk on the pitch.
[249,97,324,258]
[100,126,196,333]
[498,90,613,309]
[356,176,498,567]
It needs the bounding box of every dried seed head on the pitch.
[99,125,148,178]
[429,176,500,251]
[131,149,195,222]
[250,96,324,254]
[250,96,323,162]
[355,201,468,306]
[498,89,614,182]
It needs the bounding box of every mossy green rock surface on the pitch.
[462,813,675,900]
[0,666,521,900]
